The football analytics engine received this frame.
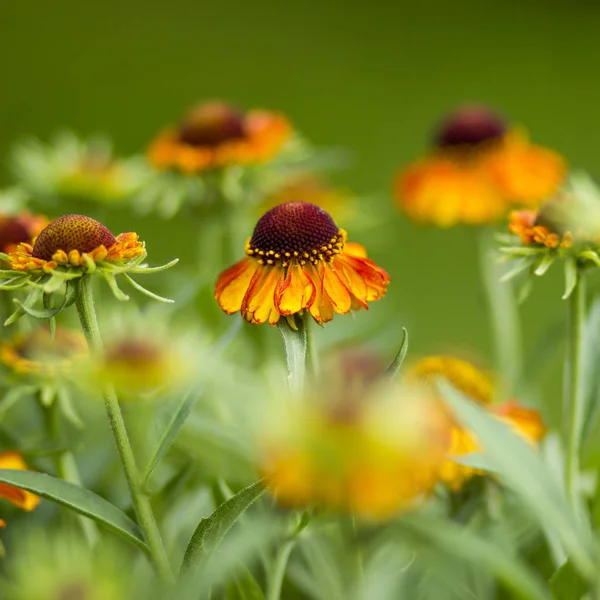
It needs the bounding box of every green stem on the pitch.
[277,317,307,395]
[565,271,586,510]
[478,229,522,388]
[74,276,174,583]
[267,539,296,600]
[39,395,99,547]
[305,316,320,378]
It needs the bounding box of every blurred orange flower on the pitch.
[0,452,40,512]
[395,105,566,227]
[148,100,292,174]
[0,211,48,255]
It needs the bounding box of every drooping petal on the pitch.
[322,263,352,315]
[305,263,333,324]
[215,257,259,314]
[335,258,369,309]
[336,254,390,302]
[274,263,315,316]
[242,264,282,325]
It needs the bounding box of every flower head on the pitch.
[261,379,448,519]
[395,104,566,227]
[0,214,177,320]
[501,174,600,297]
[215,202,390,326]
[0,451,40,512]
[408,355,546,490]
[10,131,151,204]
[148,100,292,175]
[1,326,86,377]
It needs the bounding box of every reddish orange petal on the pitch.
[215,257,258,314]
[242,265,282,325]
[344,242,368,258]
[274,263,316,316]
[337,254,390,302]
[492,401,546,444]
[335,258,369,309]
[305,263,333,324]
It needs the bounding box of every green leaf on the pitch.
[550,559,587,600]
[440,382,597,581]
[0,469,148,551]
[4,287,42,325]
[562,256,578,300]
[226,567,266,600]
[499,246,546,257]
[277,319,306,395]
[397,516,550,600]
[101,271,130,301]
[535,253,556,276]
[180,479,267,575]
[122,273,174,303]
[386,327,408,378]
[143,389,199,485]
[127,257,180,274]
[500,257,535,282]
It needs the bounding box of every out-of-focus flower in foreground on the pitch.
[260,380,449,519]
[148,100,292,175]
[215,202,390,326]
[395,104,566,227]
[0,451,40,512]
[408,355,546,491]
[11,132,151,204]
[0,214,177,307]
[1,326,86,378]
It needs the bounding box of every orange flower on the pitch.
[0,452,40,511]
[261,381,449,519]
[395,105,566,227]
[0,212,48,255]
[6,214,144,273]
[1,326,86,377]
[147,100,292,174]
[408,355,546,490]
[214,202,390,326]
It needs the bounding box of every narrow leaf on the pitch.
[180,479,267,575]
[0,469,148,551]
[534,253,556,276]
[127,257,180,274]
[101,271,130,301]
[143,389,199,485]
[386,327,408,378]
[122,273,174,303]
[500,257,535,282]
[277,320,306,395]
[562,257,578,300]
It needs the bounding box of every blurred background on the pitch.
[2,0,600,405]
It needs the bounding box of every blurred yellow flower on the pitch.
[0,452,40,512]
[408,355,546,491]
[260,380,449,519]
[148,100,292,174]
[395,104,566,227]
[215,202,390,326]
[1,326,86,377]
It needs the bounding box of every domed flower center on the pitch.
[32,214,117,261]
[105,340,162,369]
[0,217,30,252]
[247,202,344,266]
[435,105,506,148]
[178,101,246,147]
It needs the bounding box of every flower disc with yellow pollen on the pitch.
[395,104,566,227]
[148,100,292,174]
[7,214,144,273]
[215,202,390,325]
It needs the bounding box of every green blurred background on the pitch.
[2,0,600,395]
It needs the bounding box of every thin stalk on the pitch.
[305,316,320,378]
[74,276,174,583]
[478,229,522,388]
[39,395,99,547]
[565,272,586,510]
[267,539,296,600]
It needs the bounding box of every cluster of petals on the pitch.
[508,209,574,249]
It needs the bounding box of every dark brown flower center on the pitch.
[32,214,117,261]
[247,202,343,266]
[178,101,246,147]
[105,340,162,369]
[0,217,30,253]
[434,105,506,148]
